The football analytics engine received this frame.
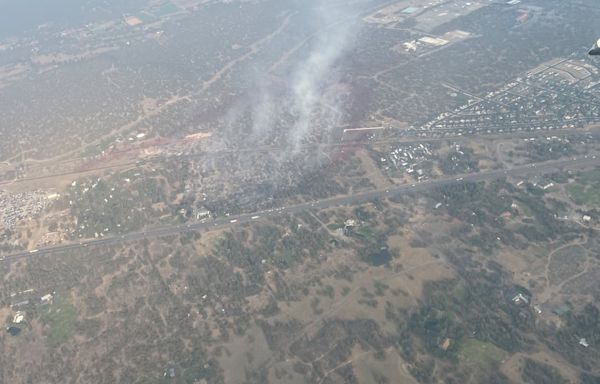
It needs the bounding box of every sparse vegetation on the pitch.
[2,0,600,383]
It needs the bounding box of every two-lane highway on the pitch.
[2,156,599,263]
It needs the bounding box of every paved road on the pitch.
[2,156,599,262]
[2,127,598,186]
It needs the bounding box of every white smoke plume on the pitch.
[287,0,361,149]
[238,0,365,152]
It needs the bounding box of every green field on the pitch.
[151,2,180,17]
[355,225,376,238]
[41,295,78,347]
[567,169,600,207]
[458,339,508,371]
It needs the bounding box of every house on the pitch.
[163,366,176,378]
[344,219,356,236]
[195,209,211,220]
[583,215,592,223]
[579,338,590,348]
[41,293,53,303]
[512,293,529,305]
[12,311,25,324]
[542,182,554,190]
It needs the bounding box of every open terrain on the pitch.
[2,0,600,383]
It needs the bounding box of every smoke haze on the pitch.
[238,0,365,152]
